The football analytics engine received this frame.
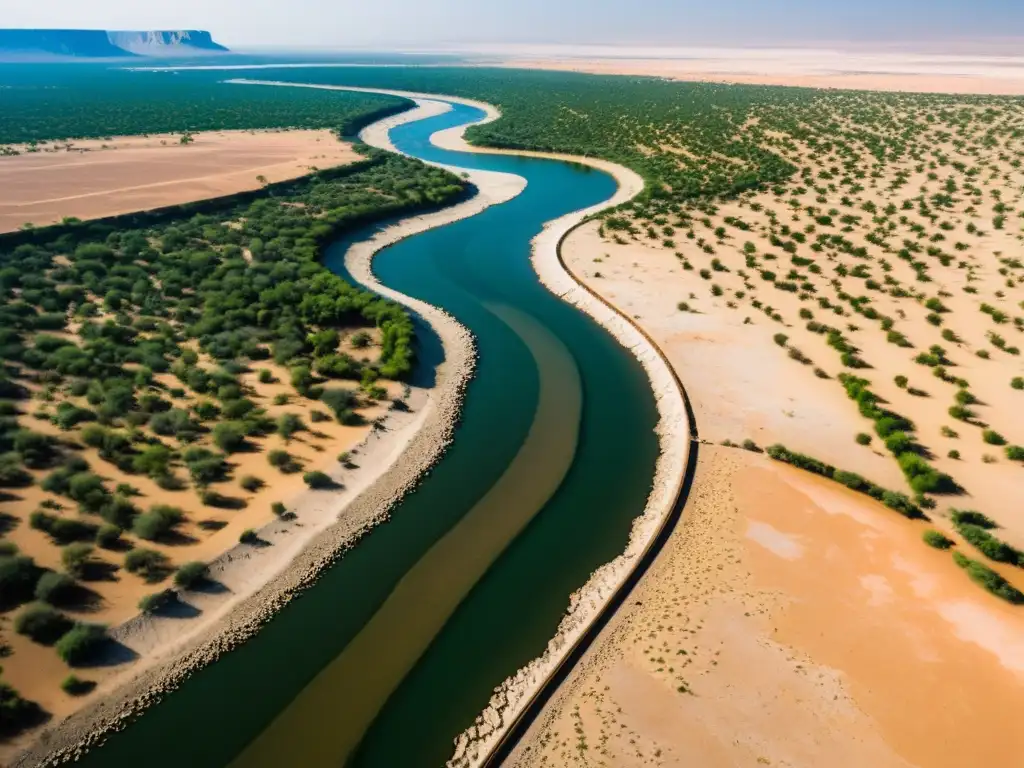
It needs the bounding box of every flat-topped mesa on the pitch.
[0,29,229,60]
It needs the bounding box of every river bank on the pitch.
[238,80,697,768]
[224,81,695,768]
[9,100,522,768]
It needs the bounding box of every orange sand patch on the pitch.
[0,129,362,232]
[511,449,1024,768]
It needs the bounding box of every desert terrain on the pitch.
[0,129,362,233]
[511,88,1024,766]
[497,46,1024,95]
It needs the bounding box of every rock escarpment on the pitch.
[0,29,228,60]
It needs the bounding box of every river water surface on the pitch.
[79,99,659,767]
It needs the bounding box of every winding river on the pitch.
[76,98,660,767]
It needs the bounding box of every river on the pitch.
[77,98,660,767]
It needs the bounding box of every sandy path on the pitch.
[0,130,362,233]
[10,100,522,768]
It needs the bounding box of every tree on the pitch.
[212,422,247,454]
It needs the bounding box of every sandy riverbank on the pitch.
[0,129,362,233]
[9,99,523,767]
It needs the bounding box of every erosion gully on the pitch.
[78,98,659,768]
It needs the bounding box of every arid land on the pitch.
[509,89,1024,767]
[0,129,362,233]
[496,46,1024,95]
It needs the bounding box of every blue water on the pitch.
[78,101,659,768]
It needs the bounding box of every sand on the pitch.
[498,46,1024,95]
[6,98,522,767]
[508,447,1024,768]
[0,129,362,233]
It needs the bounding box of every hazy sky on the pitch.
[6,0,1022,50]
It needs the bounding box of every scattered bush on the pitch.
[1006,445,1024,462]
[303,471,333,489]
[95,524,122,549]
[60,675,94,696]
[55,623,108,666]
[14,603,71,644]
[271,502,287,517]
[239,529,259,545]
[34,572,76,605]
[60,543,94,579]
[922,530,954,550]
[982,429,1006,446]
[138,590,176,614]
[0,555,41,608]
[952,552,1024,604]
[132,505,184,542]
[123,548,169,582]
[240,475,263,492]
[173,561,208,590]
[855,433,872,446]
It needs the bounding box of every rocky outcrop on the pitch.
[0,29,228,60]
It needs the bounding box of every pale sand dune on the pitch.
[0,129,362,233]
[510,449,1024,768]
[500,46,1024,95]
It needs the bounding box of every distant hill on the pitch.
[0,29,229,60]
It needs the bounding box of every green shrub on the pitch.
[138,590,176,614]
[14,603,71,644]
[60,675,94,696]
[123,548,169,582]
[947,449,960,460]
[60,543,94,579]
[303,471,333,489]
[212,422,247,453]
[951,509,996,528]
[982,429,1006,446]
[95,524,122,549]
[952,552,1024,604]
[1012,377,1024,390]
[34,571,76,605]
[1006,445,1024,462]
[55,623,108,666]
[132,505,184,541]
[955,523,1023,566]
[271,502,287,517]
[239,529,259,545]
[922,530,954,550]
[0,555,40,608]
[0,680,40,732]
[773,333,788,346]
[173,561,208,590]
[29,511,96,545]
[240,475,263,492]
[855,433,872,446]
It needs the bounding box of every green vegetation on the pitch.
[952,552,1024,604]
[54,623,108,666]
[0,66,409,144]
[173,561,209,589]
[922,530,954,550]
[60,674,94,696]
[14,603,71,644]
[765,444,923,518]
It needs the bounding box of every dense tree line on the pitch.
[0,65,408,144]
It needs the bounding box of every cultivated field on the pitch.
[0,129,362,233]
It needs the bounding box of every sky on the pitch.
[5,0,1023,51]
